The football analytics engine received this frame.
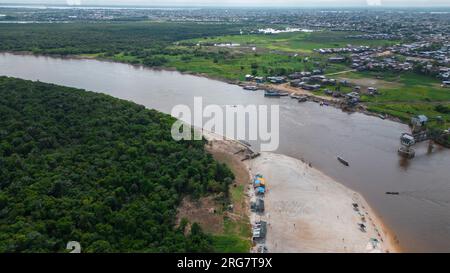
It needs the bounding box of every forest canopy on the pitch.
[0,22,242,55]
[0,76,234,252]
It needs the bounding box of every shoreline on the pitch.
[0,52,426,252]
[0,51,241,85]
[0,52,408,251]
[202,130,401,253]
[8,50,450,147]
[258,82,404,124]
[0,51,406,125]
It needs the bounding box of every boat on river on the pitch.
[337,156,349,166]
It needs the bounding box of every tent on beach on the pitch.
[254,177,266,188]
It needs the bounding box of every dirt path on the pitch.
[325,69,357,76]
[205,137,252,217]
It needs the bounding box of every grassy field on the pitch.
[334,71,450,129]
[208,184,252,253]
[153,31,395,81]
[106,48,346,81]
[211,216,252,253]
[95,30,397,82]
[162,50,348,81]
[164,51,328,80]
[181,31,399,53]
[345,71,446,100]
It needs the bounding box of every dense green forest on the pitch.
[0,22,242,55]
[0,76,234,252]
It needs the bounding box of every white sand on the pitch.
[246,152,399,253]
[202,130,399,253]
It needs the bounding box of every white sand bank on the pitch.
[202,131,400,253]
[246,152,400,253]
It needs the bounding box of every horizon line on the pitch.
[1,2,450,8]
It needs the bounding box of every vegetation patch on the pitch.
[203,142,252,253]
[182,31,399,53]
[0,76,235,252]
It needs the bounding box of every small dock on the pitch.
[398,115,450,158]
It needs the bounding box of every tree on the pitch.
[0,77,233,252]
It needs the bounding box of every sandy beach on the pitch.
[203,131,400,253]
[247,152,400,253]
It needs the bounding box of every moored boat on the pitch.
[243,85,258,91]
[298,95,308,102]
[264,90,282,97]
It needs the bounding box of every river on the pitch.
[1,52,449,252]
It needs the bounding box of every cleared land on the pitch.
[169,31,395,80]
[177,132,253,253]
[182,31,399,53]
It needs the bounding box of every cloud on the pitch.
[366,0,382,6]
[66,0,81,5]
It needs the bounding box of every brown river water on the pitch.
[1,53,449,252]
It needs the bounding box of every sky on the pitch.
[2,0,450,7]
